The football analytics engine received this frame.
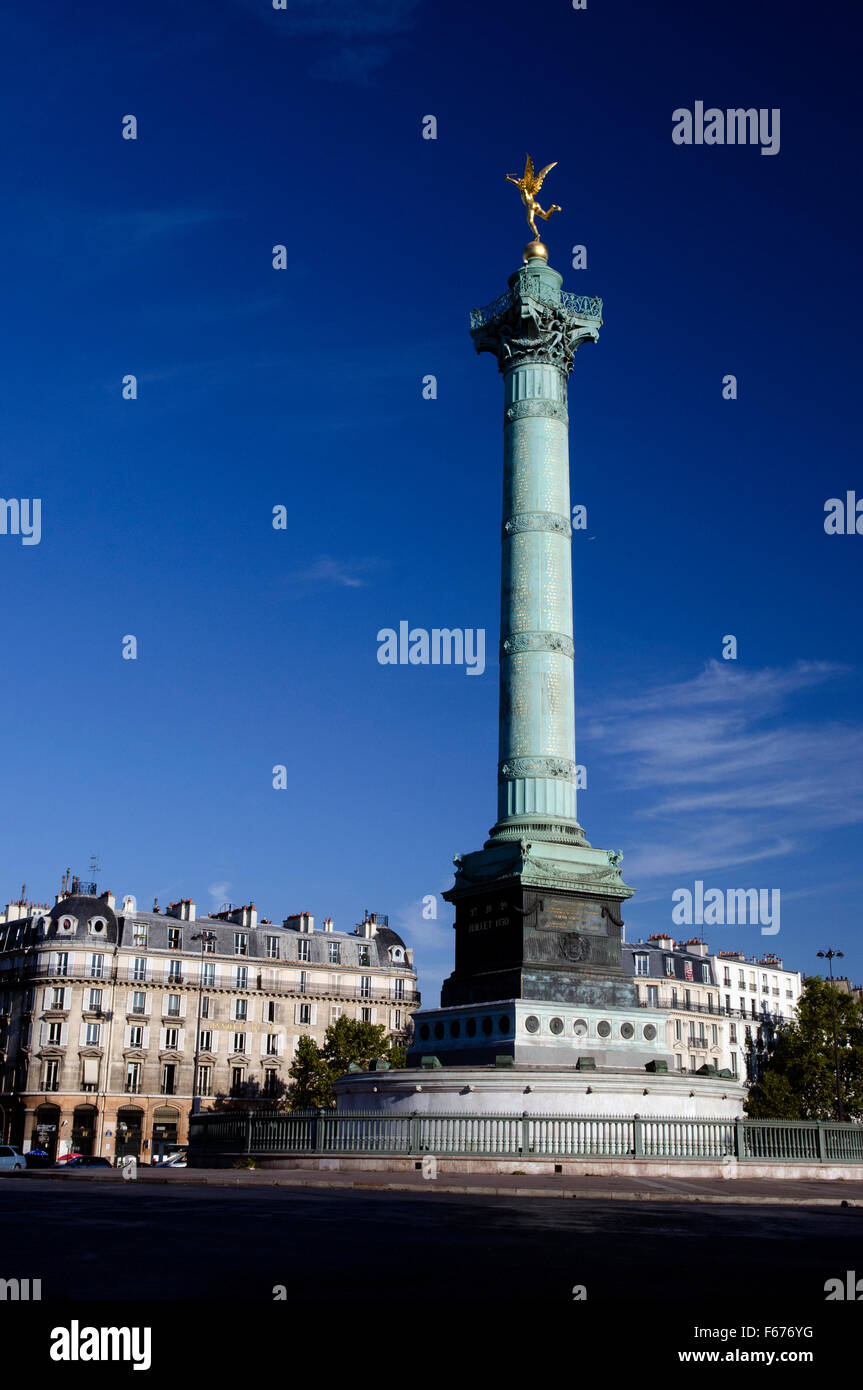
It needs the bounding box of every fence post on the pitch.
[633,1114,643,1158]
[521,1111,530,1157]
[245,1113,253,1155]
[409,1111,421,1155]
[816,1122,827,1164]
[734,1117,745,1161]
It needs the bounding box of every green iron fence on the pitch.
[188,1110,863,1164]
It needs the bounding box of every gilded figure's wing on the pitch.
[532,161,557,192]
[523,153,535,186]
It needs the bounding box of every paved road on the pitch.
[2,1177,861,1303]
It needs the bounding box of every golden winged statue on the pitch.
[506,154,562,241]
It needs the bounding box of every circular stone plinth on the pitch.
[335,1066,745,1121]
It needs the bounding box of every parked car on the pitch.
[55,1151,83,1165]
[25,1148,54,1169]
[157,1150,187,1167]
[55,1155,113,1170]
[0,1145,25,1172]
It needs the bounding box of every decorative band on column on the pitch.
[504,400,568,424]
[502,511,572,539]
[500,630,574,659]
[498,756,576,782]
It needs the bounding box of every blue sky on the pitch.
[1,0,860,1003]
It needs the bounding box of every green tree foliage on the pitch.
[287,1018,405,1110]
[211,1077,289,1112]
[287,1035,335,1110]
[745,977,863,1120]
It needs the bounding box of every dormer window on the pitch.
[390,946,404,964]
[234,932,248,957]
[664,956,675,978]
[634,953,648,977]
[168,927,181,951]
[88,915,109,938]
[358,945,370,968]
[58,914,77,935]
[133,923,148,948]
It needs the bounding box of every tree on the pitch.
[286,1020,406,1110]
[321,1016,394,1074]
[745,977,863,1120]
[211,1077,288,1112]
[287,1035,335,1110]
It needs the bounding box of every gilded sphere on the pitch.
[523,238,548,263]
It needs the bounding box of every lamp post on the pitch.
[816,948,845,1122]
[191,931,216,1118]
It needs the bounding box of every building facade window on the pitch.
[328,941,341,965]
[634,954,648,977]
[129,1026,144,1048]
[43,1059,60,1091]
[47,1022,62,1045]
[88,988,102,1011]
[360,976,372,998]
[267,936,279,959]
[131,991,146,1015]
[232,1032,246,1054]
[168,961,183,983]
[266,1035,279,1055]
[85,1023,101,1046]
[198,1065,212,1096]
[297,939,310,963]
[233,999,247,1021]
[199,1030,212,1053]
[161,1063,176,1095]
[298,1004,311,1026]
[664,957,675,978]
[647,985,658,1007]
[89,954,104,979]
[133,958,147,981]
[361,1007,372,1023]
[166,994,181,1017]
[201,962,215,987]
[168,928,181,951]
[234,933,248,957]
[125,1062,141,1093]
[164,1028,179,1050]
[133,924,148,947]
[201,996,211,1018]
[234,967,247,990]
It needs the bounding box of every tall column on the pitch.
[470,253,602,843]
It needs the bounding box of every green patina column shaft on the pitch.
[470,254,602,843]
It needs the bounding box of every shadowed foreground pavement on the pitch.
[2,1176,860,1303]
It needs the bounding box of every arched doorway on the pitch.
[115,1107,144,1160]
[152,1106,179,1162]
[71,1105,98,1157]
[33,1104,61,1162]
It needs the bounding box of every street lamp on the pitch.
[816,948,845,1123]
[191,931,217,1118]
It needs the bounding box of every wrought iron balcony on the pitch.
[470,283,603,332]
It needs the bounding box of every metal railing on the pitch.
[470,284,603,332]
[0,961,418,1003]
[188,1110,863,1164]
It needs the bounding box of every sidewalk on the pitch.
[8,1166,863,1207]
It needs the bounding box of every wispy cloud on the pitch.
[586,660,863,879]
[231,0,422,81]
[208,880,231,909]
[90,207,238,247]
[284,555,382,592]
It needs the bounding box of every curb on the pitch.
[4,1170,860,1207]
